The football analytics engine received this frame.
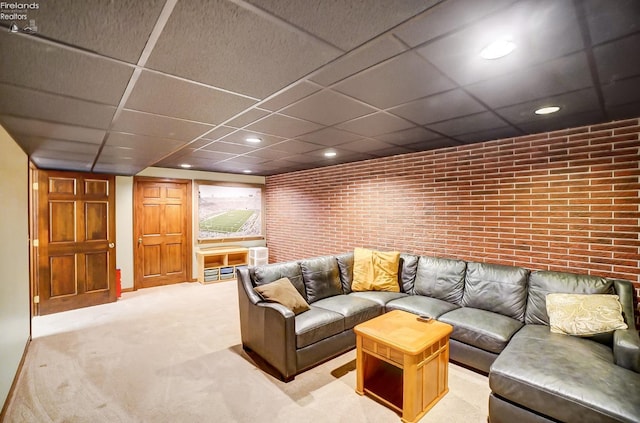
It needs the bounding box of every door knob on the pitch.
[109,242,115,248]
[138,238,142,244]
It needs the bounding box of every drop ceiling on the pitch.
[0,0,639,176]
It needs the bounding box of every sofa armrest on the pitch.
[613,329,640,373]
[236,267,297,380]
[611,279,640,373]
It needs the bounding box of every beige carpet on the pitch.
[5,281,489,422]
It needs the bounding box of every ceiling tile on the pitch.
[426,112,510,137]
[126,71,257,125]
[276,153,322,164]
[12,135,100,156]
[92,163,147,175]
[456,127,522,143]
[269,140,324,154]
[330,151,378,164]
[389,89,486,125]
[225,108,271,128]
[0,32,133,105]
[0,115,106,144]
[100,145,166,161]
[31,156,93,172]
[244,0,437,51]
[585,0,640,45]
[375,127,441,145]
[188,138,216,150]
[337,138,397,154]
[310,35,406,86]
[218,155,269,166]
[602,76,640,107]
[0,84,116,129]
[594,34,640,84]
[495,88,601,124]
[518,110,606,134]
[105,132,186,152]
[336,112,415,137]
[245,114,322,138]
[31,0,166,63]
[259,81,322,112]
[219,129,286,147]
[200,141,256,155]
[403,138,459,151]
[372,145,416,156]
[297,127,361,146]
[114,110,213,142]
[465,53,593,109]
[416,0,584,87]
[200,126,237,142]
[146,0,340,98]
[280,90,376,125]
[334,52,455,109]
[608,101,640,121]
[244,148,291,160]
[182,150,235,163]
[393,0,517,47]
[151,148,194,166]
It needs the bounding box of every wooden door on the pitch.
[134,178,191,289]
[37,170,116,315]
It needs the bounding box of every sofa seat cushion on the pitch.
[348,291,408,307]
[439,307,523,354]
[295,306,345,349]
[385,295,459,318]
[490,325,640,423]
[313,295,382,329]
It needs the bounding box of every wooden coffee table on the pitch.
[354,310,453,423]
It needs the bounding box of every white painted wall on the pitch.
[115,167,266,289]
[0,125,30,410]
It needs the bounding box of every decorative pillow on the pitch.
[254,277,310,315]
[546,293,628,336]
[351,247,400,292]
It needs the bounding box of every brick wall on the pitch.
[265,118,640,325]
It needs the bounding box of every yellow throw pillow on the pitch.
[254,277,310,315]
[546,293,628,336]
[351,247,400,292]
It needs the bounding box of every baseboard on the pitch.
[0,335,31,422]
[121,287,134,293]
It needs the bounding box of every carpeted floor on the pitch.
[4,281,490,422]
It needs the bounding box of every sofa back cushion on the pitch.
[335,252,354,294]
[525,270,614,325]
[252,261,306,300]
[414,256,466,305]
[300,256,343,303]
[399,253,419,294]
[462,262,529,321]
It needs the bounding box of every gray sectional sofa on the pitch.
[236,252,640,423]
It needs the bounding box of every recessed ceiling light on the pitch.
[324,151,337,158]
[534,106,561,115]
[180,163,192,168]
[480,39,516,60]
[243,169,252,174]
[246,137,262,143]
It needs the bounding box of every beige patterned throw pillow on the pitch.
[546,293,628,336]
